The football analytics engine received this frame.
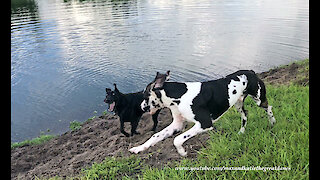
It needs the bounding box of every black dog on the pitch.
[104,84,160,137]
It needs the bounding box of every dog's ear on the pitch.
[154,71,169,89]
[165,70,170,81]
[106,88,112,93]
[113,83,119,92]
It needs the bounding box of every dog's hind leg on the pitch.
[129,111,184,154]
[235,95,248,134]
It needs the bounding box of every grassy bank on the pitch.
[11,116,97,149]
[142,84,309,179]
[16,59,309,179]
[78,60,309,179]
[11,135,56,149]
[69,84,307,180]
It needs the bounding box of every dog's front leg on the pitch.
[120,120,130,137]
[129,112,184,154]
[151,109,161,131]
[173,122,213,156]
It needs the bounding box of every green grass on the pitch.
[142,84,309,179]
[35,156,143,180]
[69,120,82,131]
[81,156,143,180]
[12,115,98,149]
[55,83,307,180]
[16,83,309,180]
[40,83,308,180]
[11,134,55,149]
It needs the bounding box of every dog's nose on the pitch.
[143,105,150,112]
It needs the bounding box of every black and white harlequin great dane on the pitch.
[129,70,276,156]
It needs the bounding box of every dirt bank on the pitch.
[11,109,211,179]
[11,60,309,179]
[257,60,309,86]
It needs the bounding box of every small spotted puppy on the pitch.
[129,70,276,156]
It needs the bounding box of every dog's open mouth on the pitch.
[149,108,157,115]
[108,102,115,112]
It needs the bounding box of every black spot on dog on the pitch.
[243,82,245,85]
[173,100,180,104]
[143,105,150,112]
[242,120,247,126]
[155,90,162,99]
[157,135,159,137]
[233,90,237,94]
[173,129,179,135]
[163,82,187,99]
[244,109,248,116]
[170,103,174,106]
[183,135,190,139]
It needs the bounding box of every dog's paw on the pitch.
[270,117,276,126]
[130,131,140,136]
[177,148,187,157]
[129,146,146,154]
[238,127,245,134]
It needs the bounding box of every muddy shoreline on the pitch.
[11,60,309,179]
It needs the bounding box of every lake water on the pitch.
[11,0,309,142]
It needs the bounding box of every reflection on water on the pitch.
[11,0,309,142]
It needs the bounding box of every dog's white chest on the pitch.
[178,82,202,121]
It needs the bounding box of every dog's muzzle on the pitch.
[104,98,111,104]
[143,105,150,112]
[141,101,150,112]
